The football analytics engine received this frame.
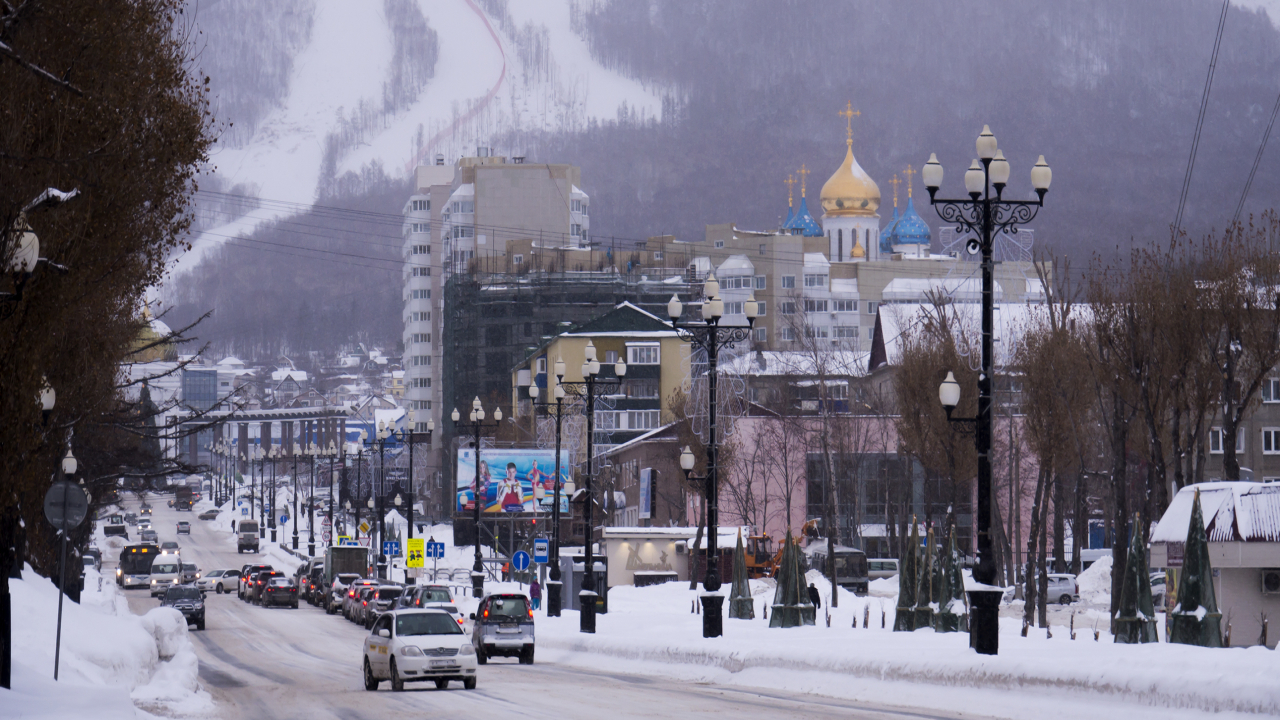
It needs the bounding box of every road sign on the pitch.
[533,538,549,564]
[382,540,401,558]
[358,521,370,535]
[338,536,357,546]
[425,541,446,559]
[44,481,89,531]
[322,531,332,543]
[241,507,249,517]
[512,550,530,572]
[280,515,289,525]
[406,538,425,568]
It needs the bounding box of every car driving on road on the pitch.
[363,609,477,692]
[181,562,200,584]
[198,509,219,521]
[140,529,158,544]
[238,564,273,599]
[197,569,238,594]
[160,541,181,554]
[343,579,380,621]
[162,585,206,630]
[248,570,284,604]
[470,593,535,664]
[260,576,299,608]
[327,573,362,615]
[149,558,183,597]
[176,521,191,535]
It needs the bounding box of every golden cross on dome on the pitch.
[903,164,917,198]
[784,174,796,206]
[888,174,901,209]
[839,102,861,147]
[797,165,811,196]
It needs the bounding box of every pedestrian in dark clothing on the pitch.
[530,577,541,610]
[808,583,821,608]
[231,519,236,532]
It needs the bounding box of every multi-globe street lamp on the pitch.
[526,360,570,617]
[452,398,502,599]
[555,340,626,634]
[381,410,435,541]
[291,442,304,551]
[924,125,1050,656]
[668,275,758,639]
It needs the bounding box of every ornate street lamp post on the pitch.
[384,410,435,541]
[668,276,758,638]
[526,360,570,617]
[452,398,502,599]
[291,442,302,551]
[925,126,1050,656]
[556,341,626,634]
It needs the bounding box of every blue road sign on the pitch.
[425,541,446,559]
[382,541,401,558]
[240,507,248,517]
[533,538,549,564]
[280,515,288,525]
[512,550,530,572]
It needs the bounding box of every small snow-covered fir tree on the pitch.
[729,530,754,620]
[1114,513,1158,643]
[1170,490,1223,647]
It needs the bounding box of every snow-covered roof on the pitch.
[803,253,830,270]
[881,277,1003,303]
[571,184,588,198]
[1152,482,1280,544]
[218,356,245,368]
[831,278,858,295]
[451,183,475,198]
[719,350,869,377]
[716,254,754,274]
[874,302,1087,368]
[272,369,309,383]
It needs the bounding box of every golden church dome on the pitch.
[820,143,881,218]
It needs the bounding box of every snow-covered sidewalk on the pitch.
[530,575,1279,720]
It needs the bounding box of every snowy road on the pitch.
[112,497,999,720]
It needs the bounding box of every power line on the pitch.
[1233,85,1280,228]
[1174,0,1230,235]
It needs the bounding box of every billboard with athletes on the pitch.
[456,448,571,514]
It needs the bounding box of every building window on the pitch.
[513,254,524,264]
[411,289,431,300]
[412,266,431,277]
[628,345,660,365]
[779,327,795,341]
[411,311,431,322]
[725,301,744,315]
[834,326,859,339]
[412,378,431,388]
[536,357,547,374]
[804,326,830,339]
[866,301,877,315]
[625,380,659,399]
[753,327,767,343]
[413,245,429,255]
[714,240,725,248]
[832,299,857,312]
[781,275,796,289]
[572,199,582,213]
[411,333,431,344]
[759,244,766,256]
[411,222,430,233]
[780,302,796,315]
[754,275,766,289]
[1263,378,1280,402]
[413,356,431,367]
[411,199,429,212]
[757,301,766,316]
[1264,429,1280,454]
[653,251,663,261]
[804,273,827,288]
[1209,427,1244,454]
[451,200,474,213]
[804,299,829,313]
[605,350,618,364]
[628,410,661,430]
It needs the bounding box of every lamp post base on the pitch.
[307,542,314,557]
[292,536,299,551]
[270,529,277,542]
[967,588,1003,655]
[701,594,724,638]
[579,591,597,634]
[471,571,484,599]
[546,580,562,617]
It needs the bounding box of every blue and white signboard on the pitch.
[533,538,549,564]
[240,507,249,517]
[511,550,530,572]
[639,468,652,520]
[280,515,289,525]
[382,540,401,558]
[425,541,446,559]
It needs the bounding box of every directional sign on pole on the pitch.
[280,515,289,526]
[533,538,549,564]
[425,541,446,559]
[406,538,425,567]
[43,482,89,532]
[512,550,530,572]
[338,536,357,546]
[382,540,401,558]
[358,521,370,535]
[322,530,332,543]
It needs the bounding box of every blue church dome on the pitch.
[879,207,900,254]
[890,197,931,247]
[784,196,823,237]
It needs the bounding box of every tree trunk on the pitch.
[1071,469,1086,576]
[1037,498,1050,628]
[1053,472,1066,573]
[1022,464,1048,632]
[1109,391,1130,627]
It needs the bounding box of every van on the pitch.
[868,558,899,581]
[150,557,183,597]
[237,520,260,553]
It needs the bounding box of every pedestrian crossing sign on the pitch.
[406,538,425,568]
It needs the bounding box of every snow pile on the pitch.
[532,577,1280,719]
[0,566,214,719]
[1077,554,1113,606]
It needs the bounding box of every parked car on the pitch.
[149,558,183,597]
[867,559,899,581]
[238,564,274,600]
[470,593,535,664]
[249,570,284,604]
[161,584,205,630]
[84,547,102,568]
[140,529,158,543]
[181,563,200,584]
[176,521,191,535]
[197,509,219,521]
[81,555,99,575]
[363,609,477,692]
[197,569,238,594]
[260,576,299,608]
[160,541,181,554]
[1046,573,1080,605]
[343,579,381,620]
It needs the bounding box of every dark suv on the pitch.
[248,570,283,604]
[470,593,534,664]
[162,585,206,630]
[238,564,273,600]
[260,576,298,608]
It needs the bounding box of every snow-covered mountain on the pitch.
[175,0,667,277]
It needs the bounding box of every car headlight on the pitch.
[459,643,475,656]
[400,645,423,657]
[151,579,157,585]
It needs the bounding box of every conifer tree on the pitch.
[1170,490,1223,647]
[729,530,754,619]
[894,518,920,631]
[1114,513,1158,643]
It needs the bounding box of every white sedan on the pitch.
[196,569,239,594]
[363,609,477,692]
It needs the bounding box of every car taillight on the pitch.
[457,617,464,624]
[482,608,488,619]
[528,608,534,619]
